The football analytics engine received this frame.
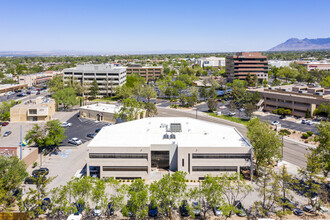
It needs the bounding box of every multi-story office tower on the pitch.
[126,64,163,82]
[226,52,268,82]
[196,57,226,68]
[63,64,126,96]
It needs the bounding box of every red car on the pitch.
[1,122,9,126]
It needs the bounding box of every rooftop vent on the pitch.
[169,123,182,132]
[163,134,169,139]
[170,134,176,139]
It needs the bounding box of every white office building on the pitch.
[63,64,126,96]
[196,57,226,68]
[87,117,252,180]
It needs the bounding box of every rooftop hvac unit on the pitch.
[163,134,169,139]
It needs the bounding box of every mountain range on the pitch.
[269,37,330,51]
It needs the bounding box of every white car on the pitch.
[271,121,280,125]
[31,90,38,94]
[68,138,82,145]
[61,122,72,127]
[306,120,314,125]
[93,203,102,216]
[67,214,82,220]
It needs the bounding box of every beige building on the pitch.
[87,117,252,180]
[18,71,62,87]
[126,65,163,82]
[251,85,330,117]
[0,84,28,95]
[79,103,146,123]
[10,97,56,122]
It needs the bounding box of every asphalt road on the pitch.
[156,106,308,168]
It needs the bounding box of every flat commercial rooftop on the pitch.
[88,117,251,148]
[80,103,122,114]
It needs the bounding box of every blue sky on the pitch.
[0,0,329,53]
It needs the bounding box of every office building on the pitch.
[79,103,146,123]
[226,52,268,82]
[0,84,28,95]
[87,117,252,180]
[18,71,62,87]
[126,65,163,81]
[10,97,56,122]
[250,85,330,117]
[196,57,226,68]
[63,64,127,96]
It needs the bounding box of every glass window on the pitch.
[103,166,148,172]
[192,153,250,159]
[192,166,237,172]
[89,153,148,159]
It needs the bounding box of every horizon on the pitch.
[1,0,330,53]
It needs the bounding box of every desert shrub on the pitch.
[301,133,310,139]
[306,131,313,136]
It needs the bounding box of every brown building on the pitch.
[126,65,163,81]
[0,84,28,95]
[250,85,330,117]
[226,52,268,82]
[10,97,56,122]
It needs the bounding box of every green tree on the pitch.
[275,165,293,216]
[247,118,283,172]
[244,102,255,118]
[50,185,76,218]
[141,85,157,102]
[314,122,330,177]
[53,87,78,109]
[199,87,208,101]
[106,178,126,216]
[320,75,330,87]
[173,80,187,94]
[144,102,158,117]
[115,84,133,99]
[123,179,149,219]
[25,124,45,147]
[208,86,217,98]
[0,100,17,121]
[114,98,142,122]
[179,93,187,106]
[278,67,298,82]
[48,75,64,93]
[207,98,218,112]
[0,156,28,212]
[43,120,67,147]
[90,79,99,99]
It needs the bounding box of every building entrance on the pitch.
[151,151,169,169]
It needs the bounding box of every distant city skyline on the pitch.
[0,0,329,53]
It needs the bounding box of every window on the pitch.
[89,153,148,159]
[192,153,250,159]
[192,166,237,172]
[103,166,148,172]
[182,158,184,167]
[29,109,37,114]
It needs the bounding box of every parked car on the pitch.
[67,214,82,220]
[293,208,304,216]
[301,119,307,124]
[271,120,280,125]
[41,198,51,212]
[303,205,313,213]
[1,122,9,126]
[148,201,158,217]
[213,205,222,216]
[306,120,314,125]
[17,93,26,97]
[106,202,114,216]
[95,128,102,133]
[3,131,12,137]
[31,90,38,94]
[26,91,31,95]
[93,204,102,216]
[61,122,72,127]
[192,201,201,216]
[32,168,49,176]
[87,133,96,138]
[228,112,236,116]
[180,200,189,217]
[234,201,246,217]
[69,138,82,145]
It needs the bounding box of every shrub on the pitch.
[301,133,310,139]
[279,129,291,136]
[306,131,313,136]
[293,131,296,134]
[170,104,178,109]
[32,161,37,168]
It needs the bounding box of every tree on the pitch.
[123,179,149,219]
[106,178,126,216]
[141,85,157,102]
[244,102,255,118]
[199,87,208,101]
[274,165,293,216]
[50,185,76,219]
[19,174,56,218]
[48,75,64,93]
[114,98,142,122]
[115,84,133,99]
[25,124,45,147]
[305,108,311,118]
[0,100,17,121]
[173,80,187,94]
[246,73,252,85]
[90,79,99,99]
[247,118,283,172]
[91,178,108,215]
[320,75,330,88]
[149,171,187,217]
[43,120,67,147]
[314,122,330,177]
[179,93,187,106]
[144,102,158,117]
[0,156,28,212]
[208,86,217,98]
[253,74,258,87]
[53,87,78,109]
[278,67,298,82]
[207,98,217,112]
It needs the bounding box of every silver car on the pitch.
[68,138,82,145]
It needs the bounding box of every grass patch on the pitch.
[207,112,250,126]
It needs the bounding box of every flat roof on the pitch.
[88,117,251,148]
[64,64,126,72]
[0,84,27,89]
[80,103,122,114]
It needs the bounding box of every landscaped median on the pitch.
[207,112,250,126]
